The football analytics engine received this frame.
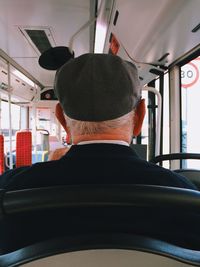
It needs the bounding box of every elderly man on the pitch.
[0,53,196,190]
[0,53,199,255]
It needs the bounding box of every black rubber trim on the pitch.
[150,153,200,164]
[0,234,200,267]
[191,23,200,33]
[113,10,119,26]
[3,185,200,214]
[158,53,170,62]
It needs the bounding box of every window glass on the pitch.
[37,108,51,132]
[20,106,28,129]
[181,56,200,168]
[1,101,20,152]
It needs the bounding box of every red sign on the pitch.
[182,58,200,88]
[109,34,120,55]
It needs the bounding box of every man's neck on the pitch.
[77,140,130,146]
[73,133,131,145]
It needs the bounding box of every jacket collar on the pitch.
[62,143,139,158]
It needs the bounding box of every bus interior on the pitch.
[0,0,200,266]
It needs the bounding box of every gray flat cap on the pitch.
[54,53,141,121]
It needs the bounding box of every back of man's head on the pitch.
[54,53,144,143]
[54,53,141,122]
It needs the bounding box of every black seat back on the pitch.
[1,185,200,266]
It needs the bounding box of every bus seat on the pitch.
[150,153,200,189]
[1,185,200,266]
[174,169,200,189]
[0,134,4,174]
[16,131,32,168]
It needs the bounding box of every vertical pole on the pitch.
[169,66,181,170]
[143,86,162,158]
[136,134,142,144]
[32,83,40,163]
[159,73,164,163]
[148,80,156,160]
[8,63,13,169]
[27,107,30,129]
[32,102,37,162]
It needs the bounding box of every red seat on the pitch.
[0,135,4,174]
[16,131,32,168]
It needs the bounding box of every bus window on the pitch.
[181,56,200,168]
[1,100,20,152]
[20,106,29,130]
[37,108,51,132]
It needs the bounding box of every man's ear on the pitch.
[133,99,146,137]
[55,103,72,144]
[55,103,67,132]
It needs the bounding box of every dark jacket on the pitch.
[0,144,198,253]
[0,144,196,190]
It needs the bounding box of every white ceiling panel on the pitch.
[1,0,200,88]
[104,0,200,83]
[0,0,91,87]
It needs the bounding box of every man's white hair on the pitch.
[66,111,135,136]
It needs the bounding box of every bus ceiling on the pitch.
[0,0,200,90]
